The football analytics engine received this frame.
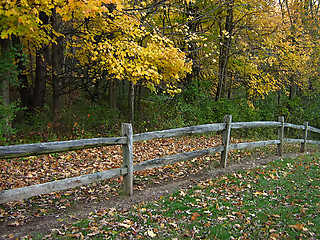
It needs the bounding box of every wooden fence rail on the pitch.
[0,137,127,159]
[1,115,320,204]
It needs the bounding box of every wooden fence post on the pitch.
[300,121,309,152]
[277,116,285,157]
[121,123,133,196]
[220,115,232,168]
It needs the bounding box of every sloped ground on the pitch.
[0,136,315,239]
[56,152,317,239]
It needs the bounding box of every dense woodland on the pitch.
[0,0,320,143]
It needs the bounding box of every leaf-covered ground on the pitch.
[0,135,224,237]
[0,135,224,191]
[0,135,317,238]
[41,153,320,239]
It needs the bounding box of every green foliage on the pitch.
[0,43,20,143]
[0,97,20,143]
[132,83,318,140]
[9,77,320,144]
[137,82,274,137]
[13,99,126,143]
[60,100,125,138]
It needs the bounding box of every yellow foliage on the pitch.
[61,1,192,93]
[0,0,191,93]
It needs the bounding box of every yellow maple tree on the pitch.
[62,1,192,95]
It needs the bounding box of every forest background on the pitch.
[0,0,320,144]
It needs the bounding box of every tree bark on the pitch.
[0,39,11,103]
[52,7,62,122]
[33,48,48,110]
[128,81,135,124]
[109,79,117,109]
[289,82,297,100]
[184,3,201,83]
[216,0,234,101]
[136,83,142,112]
[0,39,12,136]
[12,36,33,110]
[33,12,50,110]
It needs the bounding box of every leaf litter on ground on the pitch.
[46,152,320,239]
[0,134,317,239]
[1,135,223,229]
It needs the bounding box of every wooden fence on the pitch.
[0,115,320,204]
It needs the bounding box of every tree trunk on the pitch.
[277,90,281,105]
[33,48,48,110]
[185,3,201,83]
[128,81,135,124]
[215,0,234,101]
[136,83,142,112]
[227,76,232,100]
[0,39,11,103]
[12,36,33,110]
[109,79,117,109]
[33,12,50,110]
[0,39,12,136]
[289,83,297,100]
[52,7,62,122]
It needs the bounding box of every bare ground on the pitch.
[0,152,306,239]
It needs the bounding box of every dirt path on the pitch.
[0,152,305,239]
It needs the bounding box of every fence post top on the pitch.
[121,123,132,127]
[121,123,133,138]
[278,116,285,122]
[224,115,232,122]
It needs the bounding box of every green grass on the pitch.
[40,153,320,239]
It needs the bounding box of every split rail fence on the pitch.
[0,115,320,204]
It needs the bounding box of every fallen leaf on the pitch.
[7,221,19,227]
[169,222,178,228]
[51,229,65,235]
[66,233,79,237]
[217,216,227,221]
[270,233,280,240]
[179,190,187,196]
[289,223,308,231]
[147,229,156,238]
[119,223,131,228]
[216,203,220,210]
[254,191,268,196]
[4,234,15,239]
[191,212,200,221]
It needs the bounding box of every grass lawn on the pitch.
[42,153,320,239]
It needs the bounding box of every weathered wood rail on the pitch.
[0,115,319,203]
